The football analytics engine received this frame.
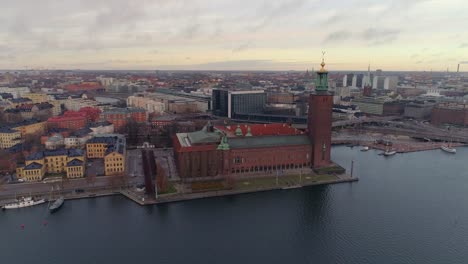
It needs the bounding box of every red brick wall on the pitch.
[431,107,468,126]
[308,94,333,168]
[228,145,310,174]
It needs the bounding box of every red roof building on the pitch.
[100,108,147,132]
[214,123,303,137]
[46,108,99,131]
[63,82,104,93]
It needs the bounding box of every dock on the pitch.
[120,173,358,206]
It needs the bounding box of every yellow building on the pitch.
[12,119,47,137]
[7,97,32,108]
[86,142,108,158]
[17,148,86,182]
[104,151,125,176]
[23,93,49,103]
[86,134,126,176]
[0,128,22,149]
[49,101,62,116]
[66,159,85,178]
[16,162,45,181]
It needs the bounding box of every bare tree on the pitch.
[156,162,168,193]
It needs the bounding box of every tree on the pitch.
[23,132,43,152]
[156,162,168,193]
[126,118,140,146]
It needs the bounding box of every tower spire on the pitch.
[319,51,327,72]
[315,52,329,92]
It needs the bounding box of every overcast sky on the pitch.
[1,0,467,71]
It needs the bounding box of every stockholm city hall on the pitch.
[173,56,336,180]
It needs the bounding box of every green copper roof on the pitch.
[235,124,243,136]
[245,126,252,137]
[217,136,230,150]
[187,126,221,144]
[229,135,310,149]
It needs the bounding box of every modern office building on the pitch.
[212,89,266,118]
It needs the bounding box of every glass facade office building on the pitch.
[212,89,266,118]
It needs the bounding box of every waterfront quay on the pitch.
[120,172,358,206]
[332,130,467,153]
[0,171,357,206]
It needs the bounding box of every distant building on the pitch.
[88,121,114,135]
[63,82,104,93]
[9,119,47,137]
[212,89,266,118]
[0,92,13,100]
[7,97,32,108]
[0,87,30,98]
[22,93,48,103]
[45,134,65,150]
[47,112,87,131]
[373,76,398,90]
[342,74,354,87]
[353,97,388,116]
[0,128,22,149]
[100,107,147,131]
[404,102,435,119]
[431,103,468,126]
[127,95,165,114]
[353,74,364,88]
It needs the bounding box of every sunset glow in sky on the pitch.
[1,0,467,71]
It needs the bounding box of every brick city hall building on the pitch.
[173,59,333,180]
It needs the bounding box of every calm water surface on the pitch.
[2,146,468,264]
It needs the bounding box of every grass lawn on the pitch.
[233,173,339,191]
[158,183,177,195]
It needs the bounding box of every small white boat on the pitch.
[2,197,46,210]
[282,185,301,190]
[383,150,397,156]
[360,146,370,151]
[441,145,456,154]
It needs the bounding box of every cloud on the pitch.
[180,23,201,39]
[323,30,352,43]
[250,0,307,31]
[88,0,151,34]
[460,43,468,48]
[232,42,253,53]
[460,61,468,64]
[361,28,400,45]
[410,54,419,59]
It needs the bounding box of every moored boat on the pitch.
[1,197,46,210]
[360,146,370,151]
[49,196,64,213]
[441,145,456,154]
[383,150,397,156]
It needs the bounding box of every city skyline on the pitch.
[1,0,467,71]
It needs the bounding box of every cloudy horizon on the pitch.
[1,0,467,71]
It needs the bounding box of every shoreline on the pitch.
[121,175,358,206]
[0,174,358,207]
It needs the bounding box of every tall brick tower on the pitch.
[308,53,333,168]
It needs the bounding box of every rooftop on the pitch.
[228,134,310,149]
[215,123,303,138]
[67,159,84,167]
[24,162,43,170]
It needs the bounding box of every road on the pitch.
[0,151,146,199]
